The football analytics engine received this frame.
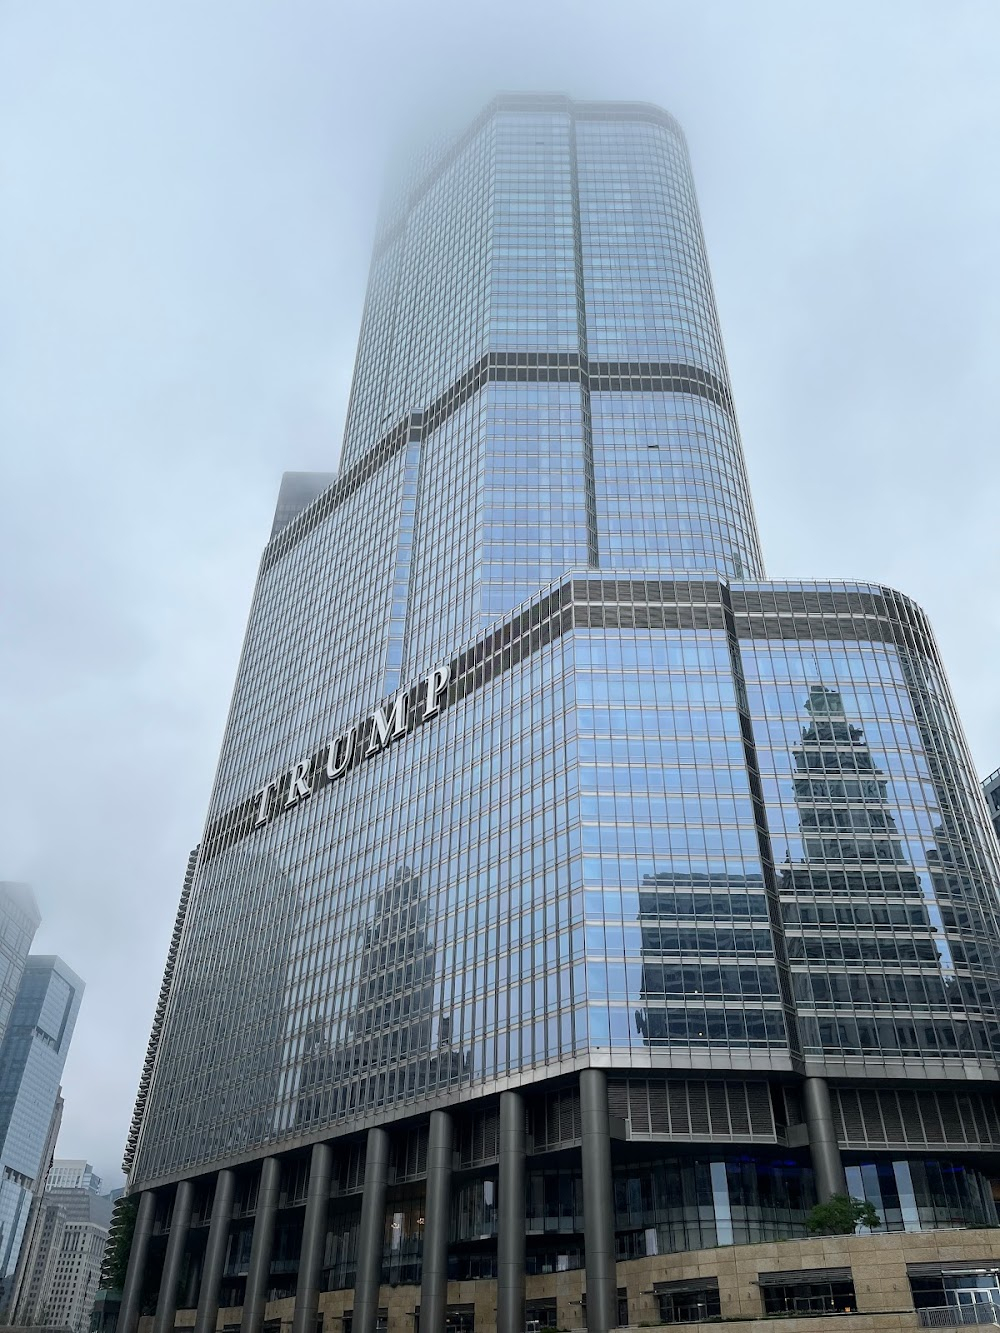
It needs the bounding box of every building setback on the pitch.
[116,95,1000,1333]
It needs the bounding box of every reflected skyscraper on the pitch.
[116,95,1000,1333]
[292,866,469,1131]
[778,685,970,1060]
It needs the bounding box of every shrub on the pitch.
[805,1193,880,1235]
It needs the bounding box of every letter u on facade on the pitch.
[326,726,358,780]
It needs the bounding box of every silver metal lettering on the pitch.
[366,693,408,756]
[285,757,313,807]
[423,664,450,719]
[252,666,452,836]
[253,779,278,826]
[326,726,357,780]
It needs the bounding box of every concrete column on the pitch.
[183,1251,202,1312]
[194,1169,235,1333]
[153,1180,194,1333]
[241,1157,281,1333]
[352,1127,390,1333]
[420,1110,454,1333]
[496,1092,526,1333]
[804,1076,847,1201]
[118,1191,157,1333]
[291,1143,333,1333]
[580,1069,616,1333]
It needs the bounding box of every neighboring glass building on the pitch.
[117,96,1000,1333]
[0,956,83,1308]
[0,884,41,1047]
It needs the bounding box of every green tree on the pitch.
[806,1194,880,1236]
[103,1195,139,1290]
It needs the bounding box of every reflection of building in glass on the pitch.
[778,685,975,1061]
[790,686,908,864]
[294,867,469,1128]
[118,96,1000,1333]
[634,871,785,1051]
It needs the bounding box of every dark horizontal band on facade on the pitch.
[129,1067,1000,1195]
[200,577,935,865]
[187,1075,1000,1196]
[260,354,734,577]
[373,93,686,259]
[290,1077,780,1194]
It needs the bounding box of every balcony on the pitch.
[919,1307,1000,1328]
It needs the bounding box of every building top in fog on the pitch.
[269,471,337,539]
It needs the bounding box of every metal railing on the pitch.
[919,1306,1000,1328]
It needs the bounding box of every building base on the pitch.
[131,1228,1000,1333]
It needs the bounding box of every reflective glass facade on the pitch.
[129,574,1000,1183]
[0,957,82,1301]
[0,885,40,1049]
[120,95,1000,1333]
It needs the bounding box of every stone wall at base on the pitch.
[616,1226,1000,1326]
[128,1226,1000,1333]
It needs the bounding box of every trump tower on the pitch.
[113,96,1000,1333]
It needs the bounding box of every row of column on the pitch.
[118,1073,847,1333]
[117,1071,620,1333]
[120,1169,237,1333]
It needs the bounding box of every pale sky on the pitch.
[2,0,999,1185]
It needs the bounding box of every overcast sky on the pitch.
[2,1,999,1186]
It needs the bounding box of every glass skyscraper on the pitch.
[0,955,83,1307]
[117,95,1000,1333]
[0,884,41,1047]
